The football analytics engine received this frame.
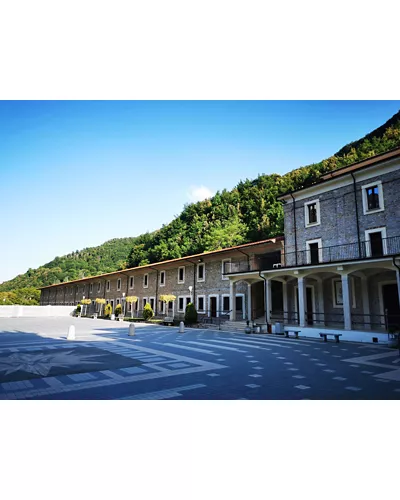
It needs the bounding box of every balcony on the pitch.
[223,236,400,274]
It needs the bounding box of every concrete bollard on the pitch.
[67,325,76,340]
[179,321,185,334]
[129,323,136,336]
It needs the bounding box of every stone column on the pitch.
[229,281,237,321]
[341,274,352,331]
[360,276,371,330]
[282,282,288,324]
[266,279,272,324]
[298,276,307,327]
[247,283,252,322]
[317,280,325,327]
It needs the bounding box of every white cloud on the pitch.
[187,185,215,203]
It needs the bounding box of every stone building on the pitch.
[225,147,400,342]
[39,238,283,323]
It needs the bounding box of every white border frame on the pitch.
[117,278,121,291]
[149,296,156,311]
[129,276,134,289]
[365,227,387,257]
[97,282,101,293]
[143,273,149,288]
[177,295,191,313]
[106,280,110,292]
[362,180,384,215]
[304,199,321,227]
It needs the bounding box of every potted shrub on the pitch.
[75,304,82,317]
[115,303,123,320]
[104,303,112,319]
[244,320,251,334]
[143,303,154,321]
[184,303,198,325]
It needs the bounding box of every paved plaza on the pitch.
[1,317,400,399]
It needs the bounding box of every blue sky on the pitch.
[1,100,400,284]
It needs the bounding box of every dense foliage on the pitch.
[143,303,154,321]
[1,109,399,294]
[0,287,41,305]
[185,302,198,325]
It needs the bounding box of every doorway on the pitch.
[382,283,400,328]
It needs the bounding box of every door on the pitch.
[309,243,320,264]
[383,284,400,328]
[235,296,243,320]
[210,297,217,317]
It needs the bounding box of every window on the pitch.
[306,239,322,265]
[197,295,205,312]
[159,300,165,314]
[362,181,384,215]
[178,296,190,312]
[150,297,155,310]
[117,278,121,291]
[106,280,110,292]
[223,296,230,312]
[129,276,134,289]
[365,227,387,257]
[97,282,101,293]
[89,283,93,293]
[197,263,205,282]
[178,266,185,283]
[304,199,320,227]
[160,271,165,286]
[222,259,231,279]
[143,297,148,308]
[143,274,148,288]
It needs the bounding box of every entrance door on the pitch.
[235,296,243,320]
[383,284,400,328]
[210,297,217,318]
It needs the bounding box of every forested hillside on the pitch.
[1,109,400,293]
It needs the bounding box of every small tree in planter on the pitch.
[104,303,112,319]
[143,303,154,321]
[185,302,198,325]
[95,298,106,317]
[80,298,91,316]
[159,294,176,316]
[126,296,138,318]
[75,304,82,317]
[115,303,123,319]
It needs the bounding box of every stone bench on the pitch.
[285,330,300,339]
[320,332,342,343]
[163,316,174,326]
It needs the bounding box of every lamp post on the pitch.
[122,292,126,317]
[188,286,193,304]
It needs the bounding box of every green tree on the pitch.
[143,303,154,321]
[185,303,198,325]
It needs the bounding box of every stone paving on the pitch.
[1,317,400,400]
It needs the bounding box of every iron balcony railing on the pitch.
[224,235,400,274]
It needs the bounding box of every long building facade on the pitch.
[39,238,284,323]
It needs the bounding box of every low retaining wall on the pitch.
[0,305,76,318]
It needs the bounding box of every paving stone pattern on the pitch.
[1,317,400,400]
